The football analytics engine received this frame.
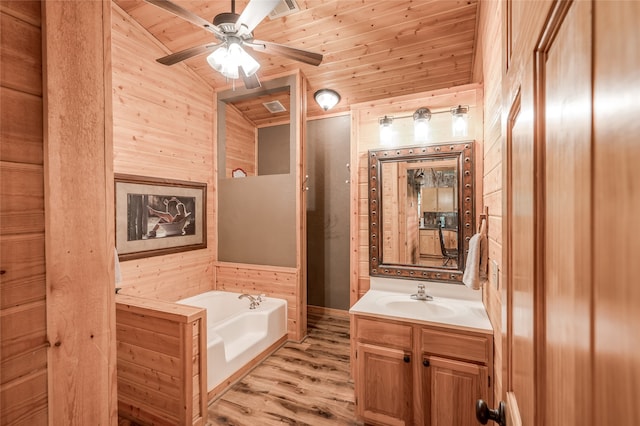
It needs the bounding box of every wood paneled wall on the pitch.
[0,3,47,423]
[476,0,504,403]
[116,295,207,426]
[349,84,483,305]
[225,103,256,178]
[111,3,216,302]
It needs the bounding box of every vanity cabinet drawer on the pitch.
[356,317,413,351]
[421,328,489,364]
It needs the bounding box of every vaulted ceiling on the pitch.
[114,0,480,119]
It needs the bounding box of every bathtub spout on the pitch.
[238,293,259,309]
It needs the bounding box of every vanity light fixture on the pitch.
[377,104,472,145]
[314,89,341,111]
[451,104,469,137]
[413,107,432,143]
[379,115,394,145]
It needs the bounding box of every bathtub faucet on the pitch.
[238,293,259,309]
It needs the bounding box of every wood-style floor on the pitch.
[206,310,362,426]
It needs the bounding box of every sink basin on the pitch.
[375,295,462,319]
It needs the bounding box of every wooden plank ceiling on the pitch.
[114,0,479,121]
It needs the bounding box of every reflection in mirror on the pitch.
[369,142,474,283]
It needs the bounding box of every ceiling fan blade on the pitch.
[156,43,221,66]
[144,0,224,38]
[251,40,323,66]
[240,68,262,90]
[235,0,280,33]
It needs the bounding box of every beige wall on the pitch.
[111,3,216,302]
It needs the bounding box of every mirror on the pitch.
[368,141,475,283]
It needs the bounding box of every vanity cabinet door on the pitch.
[422,356,488,426]
[356,342,413,426]
[419,230,441,257]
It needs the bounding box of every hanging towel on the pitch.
[463,220,487,290]
[114,247,122,285]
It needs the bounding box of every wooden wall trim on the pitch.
[42,0,116,423]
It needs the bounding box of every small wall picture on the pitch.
[115,174,207,260]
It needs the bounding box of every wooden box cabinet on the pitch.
[419,230,441,257]
[352,315,493,426]
[116,295,208,426]
[354,317,414,425]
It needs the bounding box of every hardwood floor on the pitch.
[206,310,362,426]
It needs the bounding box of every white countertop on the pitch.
[349,277,493,333]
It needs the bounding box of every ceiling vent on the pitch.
[263,100,287,113]
[268,0,300,20]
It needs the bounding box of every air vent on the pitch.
[268,0,300,20]
[263,100,287,113]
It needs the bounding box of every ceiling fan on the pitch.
[145,0,323,89]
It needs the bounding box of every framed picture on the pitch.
[115,174,207,261]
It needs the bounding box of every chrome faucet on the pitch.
[411,283,433,301]
[238,293,259,309]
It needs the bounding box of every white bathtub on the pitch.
[178,290,287,392]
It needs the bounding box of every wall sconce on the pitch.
[451,105,469,137]
[314,89,341,111]
[413,107,431,143]
[379,115,394,145]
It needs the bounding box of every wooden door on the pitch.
[592,3,640,425]
[356,343,413,426]
[423,356,488,426]
[503,72,534,426]
[538,1,593,423]
[503,1,593,425]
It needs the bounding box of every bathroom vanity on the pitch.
[350,278,493,426]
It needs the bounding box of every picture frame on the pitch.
[115,174,207,261]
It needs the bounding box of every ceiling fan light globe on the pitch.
[207,46,229,73]
[237,47,261,77]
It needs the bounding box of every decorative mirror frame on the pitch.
[368,141,475,283]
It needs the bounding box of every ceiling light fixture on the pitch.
[314,89,341,111]
[206,38,260,80]
[450,105,469,137]
[413,107,432,143]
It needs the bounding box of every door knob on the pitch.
[476,399,506,426]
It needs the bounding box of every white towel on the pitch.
[463,226,487,290]
[114,247,122,285]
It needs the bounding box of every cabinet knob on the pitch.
[423,359,430,367]
[403,355,410,363]
[475,400,506,426]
